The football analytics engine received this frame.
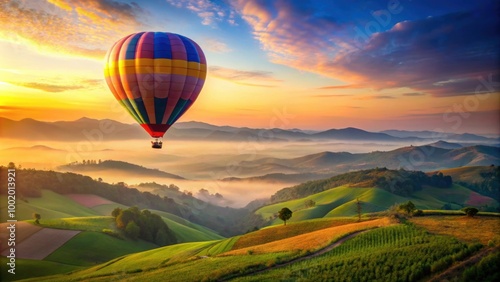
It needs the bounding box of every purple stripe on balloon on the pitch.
[153,73,171,99]
[136,33,155,59]
[180,76,198,99]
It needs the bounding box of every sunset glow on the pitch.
[0,0,498,134]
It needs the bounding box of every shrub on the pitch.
[461,207,479,217]
[102,229,123,239]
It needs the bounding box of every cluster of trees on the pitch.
[111,207,176,246]
[271,168,454,203]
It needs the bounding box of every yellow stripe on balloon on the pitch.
[105,59,206,79]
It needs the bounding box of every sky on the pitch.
[0,0,499,134]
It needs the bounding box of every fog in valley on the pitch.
[0,137,430,207]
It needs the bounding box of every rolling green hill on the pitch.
[430,165,499,199]
[0,190,100,222]
[24,215,499,282]
[257,184,499,224]
[2,190,224,243]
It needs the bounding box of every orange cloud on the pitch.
[209,66,281,87]
[0,0,147,59]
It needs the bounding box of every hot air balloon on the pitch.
[104,32,207,149]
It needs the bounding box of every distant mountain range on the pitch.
[1,117,497,143]
[222,144,500,183]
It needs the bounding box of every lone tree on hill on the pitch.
[278,207,293,226]
[462,207,479,217]
[33,213,41,224]
[356,198,362,222]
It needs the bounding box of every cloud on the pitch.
[7,78,104,93]
[209,66,281,87]
[317,84,363,90]
[166,0,238,27]
[311,94,352,98]
[0,0,147,59]
[234,1,499,97]
[202,38,232,53]
[0,105,28,111]
[8,81,83,93]
[402,92,425,97]
[356,95,396,100]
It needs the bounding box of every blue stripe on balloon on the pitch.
[154,32,172,59]
[125,33,143,60]
[181,37,200,63]
[168,99,190,125]
[171,100,193,124]
[154,97,168,124]
[134,98,150,124]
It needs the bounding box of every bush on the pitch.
[462,207,479,217]
[102,229,123,239]
[414,209,424,216]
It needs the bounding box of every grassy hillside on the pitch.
[256,184,499,224]
[29,215,499,282]
[91,202,224,242]
[43,231,159,266]
[0,258,83,282]
[30,218,391,282]
[2,191,224,244]
[0,190,100,222]
[431,165,499,199]
[270,168,453,203]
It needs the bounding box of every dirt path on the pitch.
[224,229,370,281]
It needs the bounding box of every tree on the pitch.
[111,207,122,218]
[399,201,416,216]
[304,199,316,208]
[356,198,362,222]
[278,207,293,226]
[125,221,140,239]
[33,213,41,224]
[462,207,479,217]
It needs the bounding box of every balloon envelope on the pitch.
[104,32,207,138]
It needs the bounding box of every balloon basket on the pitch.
[151,138,163,149]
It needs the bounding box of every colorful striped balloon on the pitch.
[104,32,207,138]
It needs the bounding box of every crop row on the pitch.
[236,224,482,282]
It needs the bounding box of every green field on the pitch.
[31,216,117,232]
[44,231,159,266]
[256,184,499,223]
[0,190,100,222]
[15,215,500,282]
[0,257,84,282]
[2,190,223,244]
[92,202,224,242]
